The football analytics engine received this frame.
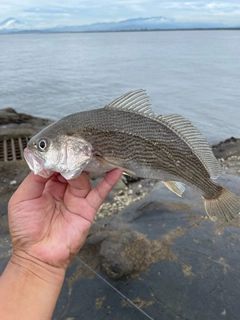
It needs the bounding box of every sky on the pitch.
[0,0,240,28]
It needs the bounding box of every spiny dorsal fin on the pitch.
[156,114,222,179]
[105,89,155,118]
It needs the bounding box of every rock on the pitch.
[212,137,240,177]
[0,108,53,140]
[0,107,52,126]
[212,137,240,160]
[99,230,137,279]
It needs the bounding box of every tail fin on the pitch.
[204,188,240,222]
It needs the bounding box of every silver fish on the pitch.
[24,90,240,222]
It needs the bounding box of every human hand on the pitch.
[8,169,122,270]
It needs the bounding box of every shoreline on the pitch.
[1,28,240,36]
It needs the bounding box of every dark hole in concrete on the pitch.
[0,137,30,162]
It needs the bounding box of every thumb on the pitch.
[86,168,123,211]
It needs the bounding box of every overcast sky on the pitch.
[1,0,240,27]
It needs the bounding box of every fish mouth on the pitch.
[24,148,53,178]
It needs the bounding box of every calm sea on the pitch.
[0,30,239,144]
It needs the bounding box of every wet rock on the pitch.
[213,137,240,177]
[99,228,179,280]
[0,107,52,126]
[0,108,53,143]
[212,137,240,160]
[99,231,137,279]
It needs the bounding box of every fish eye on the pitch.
[38,139,49,151]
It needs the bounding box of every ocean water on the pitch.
[0,30,239,144]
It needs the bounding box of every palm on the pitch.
[8,170,122,269]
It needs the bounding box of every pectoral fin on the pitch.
[162,181,185,197]
[98,157,136,176]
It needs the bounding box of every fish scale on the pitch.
[24,89,240,222]
[64,110,216,195]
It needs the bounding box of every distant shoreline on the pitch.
[1,27,240,35]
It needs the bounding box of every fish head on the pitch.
[24,130,93,180]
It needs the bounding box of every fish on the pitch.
[24,89,240,222]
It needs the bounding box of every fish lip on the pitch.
[24,148,49,176]
[24,148,40,172]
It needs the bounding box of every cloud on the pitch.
[0,0,240,27]
[24,7,72,15]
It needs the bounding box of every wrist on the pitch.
[0,251,65,320]
[9,250,66,287]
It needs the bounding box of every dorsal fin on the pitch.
[156,114,222,179]
[104,89,155,118]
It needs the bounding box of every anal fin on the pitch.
[162,181,185,197]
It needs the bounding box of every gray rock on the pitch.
[0,107,52,126]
